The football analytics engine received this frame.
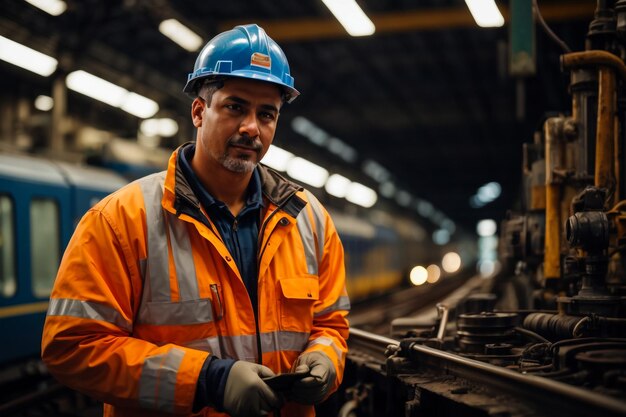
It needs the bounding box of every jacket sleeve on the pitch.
[41,204,209,414]
[303,203,350,395]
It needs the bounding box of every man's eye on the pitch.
[226,104,242,111]
[260,112,276,120]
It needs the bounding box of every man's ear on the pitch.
[191,98,205,128]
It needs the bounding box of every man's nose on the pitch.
[239,112,260,137]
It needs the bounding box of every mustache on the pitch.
[227,135,262,153]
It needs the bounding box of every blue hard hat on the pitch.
[183,24,300,103]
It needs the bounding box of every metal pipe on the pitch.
[544,118,562,280]
[595,67,616,198]
[348,327,626,417]
[561,50,626,81]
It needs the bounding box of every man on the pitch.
[41,24,350,417]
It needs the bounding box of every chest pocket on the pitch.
[279,277,319,331]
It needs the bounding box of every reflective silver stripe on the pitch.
[137,173,202,325]
[47,298,131,332]
[137,299,213,325]
[184,330,310,360]
[139,348,185,412]
[139,172,171,302]
[260,330,310,353]
[304,191,326,268]
[166,211,199,300]
[184,334,257,361]
[296,191,326,275]
[308,336,344,360]
[314,295,351,317]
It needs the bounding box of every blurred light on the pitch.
[395,190,412,207]
[442,252,461,273]
[140,118,179,137]
[470,181,501,208]
[363,159,391,183]
[121,93,159,119]
[23,0,67,16]
[325,174,351,198]
[159,19,203,52]
[321,0,375,36]
[417,200,434,217]
[477,181,502,202]
[410,266,428,286]
[262,145,293,172]
[426,264,441,283]
[432,229,450,245]
[478,260,499,277]
[346,182,377,208]
[477,219,497,237]
[441,218,456,234]
[34,95,53,111]
[67,71,127,107]
[470,195,485,208]
[287,157,329,188]
[379,181,396,198]
[328,137,358,162]
[464,0,504,27]
[66,70,159,119]
[0,36,58,76]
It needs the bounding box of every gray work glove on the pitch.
[290,351,336,405]
[223,361,282,417]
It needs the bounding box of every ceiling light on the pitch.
[23,0,67,16]
[0,36,58,76]
[346,182,377,208]
[287,157,329,188]
[321,0,375,36]
[140,118,178,137]
[159,19,203,52]
[325,174,351,198]
[66,70,159,119]
[121,92,159,119]
[34,95,54,111]
[464,0,505,28]
[262,145,293,172]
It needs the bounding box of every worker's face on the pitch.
[192,78,282,174]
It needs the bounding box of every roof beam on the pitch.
[219,2,594,42]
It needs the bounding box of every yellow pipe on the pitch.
[544,118,562,280]
[595,67,616,199]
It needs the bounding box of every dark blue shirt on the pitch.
[179,145,263,311]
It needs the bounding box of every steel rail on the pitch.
[348,327,626,417]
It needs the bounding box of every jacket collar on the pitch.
[163,142,306,217]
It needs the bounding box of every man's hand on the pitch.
[223,361,282,416]
[290,351,336,405]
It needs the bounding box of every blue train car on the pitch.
[0,154,127,367]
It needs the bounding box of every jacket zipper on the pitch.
[254,192,297,364]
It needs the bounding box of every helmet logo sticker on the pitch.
[250,52,271,69]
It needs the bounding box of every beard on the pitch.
[219,134,263,174]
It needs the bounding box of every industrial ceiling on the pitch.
[0,0,593,237]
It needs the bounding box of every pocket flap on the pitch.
[279,277,319,300]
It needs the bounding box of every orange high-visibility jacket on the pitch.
[41,145,350,417]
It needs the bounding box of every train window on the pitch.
[31,198,60,298]
[0,195,16,298]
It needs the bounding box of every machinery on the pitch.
[339,2,626,416]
